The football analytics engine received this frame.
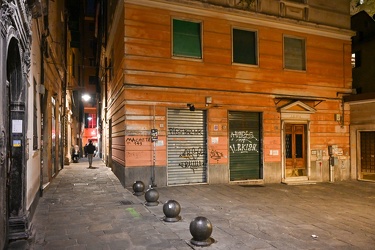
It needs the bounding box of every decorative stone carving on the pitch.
[1,1,15,27]
[23,49,30,75]
[202,0,257,10]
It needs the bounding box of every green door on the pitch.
[229,111,262,181]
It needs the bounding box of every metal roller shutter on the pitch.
[229,111,262,181]
[167,109,207,185]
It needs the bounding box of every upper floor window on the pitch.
[232,28,258,65]
[89,76,97,85]
[85,113,97,128]
[352,51,361,68]
[283,36,306,71]
[172,19,202,59]
[72,52,76,77]
[89,58,95,67]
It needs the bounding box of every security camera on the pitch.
[187,103,195,111]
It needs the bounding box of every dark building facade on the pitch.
[345,11,375,181]
[0,0,88,247]
[0,0,33,247]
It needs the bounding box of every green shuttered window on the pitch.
[173,19,202,58]
[233,28,257,65]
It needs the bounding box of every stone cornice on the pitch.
[125,0,355,41]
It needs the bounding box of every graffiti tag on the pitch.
[126,137,151,146]
[179,161,203,173]
[230,130,259,153]
[178,147,205,173]
[169,127,203,135]
[210,149,224,162]
[179,147,204,160]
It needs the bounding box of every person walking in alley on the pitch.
[86,140,96,168]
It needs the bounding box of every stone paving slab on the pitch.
[8,158,375,249]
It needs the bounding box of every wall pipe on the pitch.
[151,105,157,187]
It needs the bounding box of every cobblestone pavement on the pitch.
[8,158,375,249]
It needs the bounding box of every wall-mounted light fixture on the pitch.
[187,103,195,111]
[205,96,212,106]
[82,94,91,102]
[334,114,341,122]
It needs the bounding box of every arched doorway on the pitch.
[6,37,29,239]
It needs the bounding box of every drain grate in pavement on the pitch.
[119,200,133,205]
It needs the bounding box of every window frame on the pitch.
[85,113,97,129]
[232,27,259,66]
[283,35,306,71]
[171,18,203,60]
[352,51,361,68]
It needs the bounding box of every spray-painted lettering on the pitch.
[169,127,203,135]
[179,161,203,173]
[178,147,205,173]
[179,147,204,160]
[230,130,259,153]
[210,149,224,162]
[126,137,151,146]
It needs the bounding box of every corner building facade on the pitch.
[100,0,354,187]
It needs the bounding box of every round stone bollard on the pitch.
[189,216,214,247]
[163,200,181,222]
[144,188,159,206]
[132,180,145,196]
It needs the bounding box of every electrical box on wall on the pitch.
[205,96,212,104]
[334,114,341,122]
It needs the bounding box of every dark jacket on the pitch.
[86,142,96,154]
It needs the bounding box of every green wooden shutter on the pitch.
[173,19,202,58]
[233,29,257,65]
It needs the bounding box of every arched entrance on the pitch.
[6,37,29,239]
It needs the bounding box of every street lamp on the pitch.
[82,94,91,102]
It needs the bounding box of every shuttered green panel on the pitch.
[173,19,202,58]
[229,111,262,181]
[233,29,257,65]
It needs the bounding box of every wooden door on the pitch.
[360,131,375,180]
[285,124,306,177]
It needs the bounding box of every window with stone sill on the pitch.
[283,36,306,71]
[172,19,202,59]
[232,28,258,65]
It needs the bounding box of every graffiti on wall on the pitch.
[126,137,151,146]
[230,131,259,153]
[210,149,224,162]
[169,127,203,135]
[178,147,204,173]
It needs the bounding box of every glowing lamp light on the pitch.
[82,94,91,102]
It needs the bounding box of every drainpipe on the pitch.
[151,105,157,187]
[329,157,334,182]
[62,8,68,168]
[39,32,45,196]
